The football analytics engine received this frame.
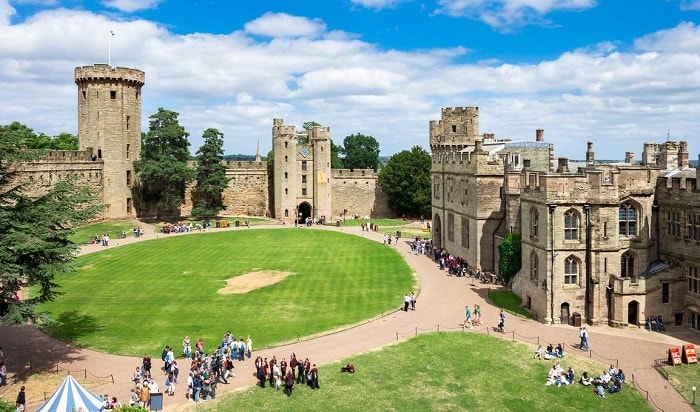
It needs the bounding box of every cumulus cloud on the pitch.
[244,12,326,38]
[101,0,162,13]
[349,0,409,9]
[0,4,698,160]
[434,0,597,29]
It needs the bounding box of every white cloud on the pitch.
[349,0,409,9]
[244,12,326,38]
[681,0,700,11]
[101,0,162,13]
[0,6,698,161]
[434,0,597,29]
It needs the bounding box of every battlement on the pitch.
[309,125,331,140]
[74,64,145,85]
[272,118,297,138]
[332,168,379,178]
[226,160,268,170]
[441,107,479,117]
[31,149,97,163]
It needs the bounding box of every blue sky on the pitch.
[1,0,699,161]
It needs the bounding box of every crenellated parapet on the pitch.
[30,149,97,163]
[75,64,145,86]
[332,169,379,178]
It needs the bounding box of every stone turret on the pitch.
[586,141,595,165]
[75,64,145,218]
[536,129,544,142]
[625,152,635,164]
[679,141,689,168]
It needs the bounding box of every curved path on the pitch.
[1,221,695,412]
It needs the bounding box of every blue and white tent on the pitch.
[36,374,104,412]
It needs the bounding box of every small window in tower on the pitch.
[126,143,130,159]
[285,141,288,148]
[136,91,139,99]
[284,155,288,162]
[127,198,133,214]
[126,116,130,130]
[82,90,86,99]
[452,125,457,133]
[110,90,117,99]
[285,188,288,195]
[301,161,308,171]
[284,172,288,179]
[302,175,307,184]
[126,170,132,186]
[302,188,307,196]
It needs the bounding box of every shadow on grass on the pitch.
[44,310,104,344]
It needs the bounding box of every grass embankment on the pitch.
[489,290,536,320]
[38,229,416,356]
[200,332,650,412]
[660,363,700,410]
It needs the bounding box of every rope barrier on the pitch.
[630,373,665,412]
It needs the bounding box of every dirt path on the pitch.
[1,222,695,411]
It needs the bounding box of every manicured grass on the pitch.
[331,218,432,240]
[489,290,536,319]
[68,220,135,244]
[37,229,416,356]
[660,363,700,409]
[200,332,651,412]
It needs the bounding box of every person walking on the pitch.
[16,385,26,411]
[580,326,590,351]
[464,305,473,329]
[403,293,410,312]
[498,308,506,333]
[410,292,416,311]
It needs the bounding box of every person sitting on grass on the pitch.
[555,343,565,358]
[599,369,612,385]
[616,369,626,383]
[608,377,622,394]
[580,371,592,386]
[534,345,544,360]
[595,384,606,398]
[564,367,575,385]
[341,363,355,373]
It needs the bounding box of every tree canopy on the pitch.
[0,122,78,150]
[192,128,229,217]
[498,233,522,284]
[339,133,380,170]
[378,146,431,216]
[133,108,195,219]
[0,128,101,324]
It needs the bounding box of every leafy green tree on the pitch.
[498,233,522,284]
[133,108,195,219]
[0,129,102,325]
[330,140,344,169]
[340,133,380,170]
[192,128,230,217]
[298,121,321,145]
[378,146,431,216]
[49,132,79,150]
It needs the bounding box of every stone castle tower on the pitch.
[75,64,145,219]
[272,119,332,223]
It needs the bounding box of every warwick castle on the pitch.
[16,64,700,331]
[18,64,390,224]
[430,106,700,330]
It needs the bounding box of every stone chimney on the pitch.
[536,129,544,142]
[642,142,657,166]
[659,141,679,170]
[475,139,483,153]
[586,141,595,165]
[625,152,636,164]
[679,141,689,168]
[557,157,569,173]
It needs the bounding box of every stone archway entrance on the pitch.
[297,202,312,224]
[433,213,442,248]
[560,302,570,325]
[628,300,639,326]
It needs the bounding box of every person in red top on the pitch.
[289,353,298,381]
[284,370,295,396]
[309,364,319,389]
[280,357,288,377]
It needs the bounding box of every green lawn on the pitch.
[489,290,536,319]
[69,220,136,244]
[200,332,651,412]
[37,229,416,356]
[660,363,700,410]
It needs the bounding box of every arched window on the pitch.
[619,202,637,237]
[284,141,288,148]
[621,252,636,282]
[530,252,538,282]
[530,207,539,238]
[284,209,289,217]
[564,209,579,241]
[564,256,579,285]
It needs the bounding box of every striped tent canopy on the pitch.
[36,374,104,412]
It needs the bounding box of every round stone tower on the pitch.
[75,64,145,218]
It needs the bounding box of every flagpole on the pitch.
[108,30,112,66]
